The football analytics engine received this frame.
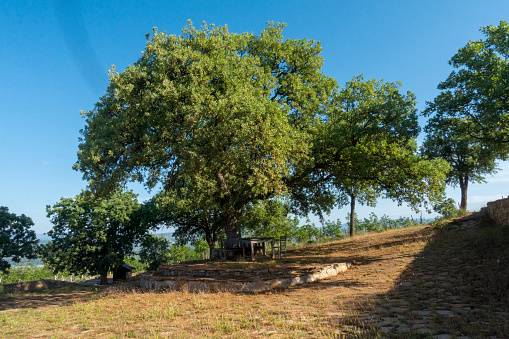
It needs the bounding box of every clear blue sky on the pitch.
[1,0,508,234]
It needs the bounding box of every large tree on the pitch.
[74,22,336,244]
[42,189,143,284]
[426,20,509,144]
[422,114,506,211]
[304,76,449,236]
[0,207,38,273]
[335,182,379,237]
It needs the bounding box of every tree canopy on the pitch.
[42,189,142,284]
[426,20,509,144]
[74,22,336,241]
[0,207,38,273]
[74,22,452,244]
[305,76,450,235]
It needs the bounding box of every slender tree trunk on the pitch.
[459,175,468,212]
[350,194,356,237]
[205,234,216,259]
[99,270,108,285]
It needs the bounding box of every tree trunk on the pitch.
[205,235,216,259]
[224,214,241,250]
[459,175,468,212]
[350,194,356,237]
[224,213,240,238]
[225,227,241,240]
[99,270,108,285]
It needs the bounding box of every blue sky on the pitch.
[1,0,508,234]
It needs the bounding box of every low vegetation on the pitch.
[0,264,66,285]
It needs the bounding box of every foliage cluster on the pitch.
[426,20,509,144]
[0,262,92,285]
[432,198,460,219]
[40,189,144,285]
[351,213,421,233]
[138,234,172,270]
[0,207,38,273]
[135,235,210,271]
[240,200,299,239]
[284,213,425,245]
[0,263,54,284]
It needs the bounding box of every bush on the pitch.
[433,198,459,219]
[0,262,55,284]
[293,222,321,244]
[191,238,209,259]
[352,213,422,234]
[320,219,345,240]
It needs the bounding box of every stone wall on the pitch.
[157,263,332,280]
[141,262,351,293]
[481,196,509,227]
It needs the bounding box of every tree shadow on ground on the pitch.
[0,285,101,311]
[0,277,141,312]
[349,214,509,338]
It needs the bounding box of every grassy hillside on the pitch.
[1,214,508,338]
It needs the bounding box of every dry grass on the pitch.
[1,216,508,338]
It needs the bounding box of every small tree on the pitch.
[294,221,321,243]
[240,199,298,239]
[312,75,449,236]
[320,219,345,239]
[421,115,505,211]
[148,187,223,259]
[0,207,38,273]
[42,189,142,285]
[168,244,196,263]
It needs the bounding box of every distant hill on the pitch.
[154,233,175,243]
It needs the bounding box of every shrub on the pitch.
[433,198,459,219]
[320,219,345,240]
